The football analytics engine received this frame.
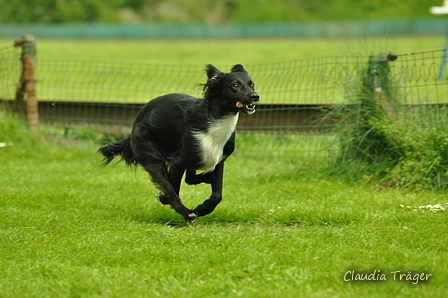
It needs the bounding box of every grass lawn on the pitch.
[11,35,447,65]
[0,111,447,297]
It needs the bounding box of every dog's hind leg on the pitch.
[157,164,185,204]
[193,162,224,217]
[144,161,197,222]
[131,141,196,222]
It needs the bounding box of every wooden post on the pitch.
[365,52,398,120]
[13,35,38,132]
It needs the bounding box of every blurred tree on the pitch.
[0,0,121,23]
[0,0,441,23]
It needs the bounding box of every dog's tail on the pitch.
[98,137,137,166]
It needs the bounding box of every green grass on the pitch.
[9,35,446,64]
[1,111,447,297]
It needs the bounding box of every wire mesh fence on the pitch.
[382,50,448,130]
[35,55,366,104]
[1,38,447,158]
[392,50,448,104]
[34,50,448,105]
[37,60,205,103]
[0,45,21,100]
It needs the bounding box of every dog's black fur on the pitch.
[98,64,259,222]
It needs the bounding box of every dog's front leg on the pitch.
[193,162,224,217]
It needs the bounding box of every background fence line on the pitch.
[0,19,446,39]
[1,38,447,158]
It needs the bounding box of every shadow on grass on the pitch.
[128,209,258,228]
[124,205,359,229]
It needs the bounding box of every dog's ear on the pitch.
[230,64,248,74]
[206,64,222,80]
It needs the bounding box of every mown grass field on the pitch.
[1,109,447,297]
[24,35,447,64]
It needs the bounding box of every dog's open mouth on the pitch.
[236,101,256,114]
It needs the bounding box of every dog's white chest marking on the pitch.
[195,114,239,172]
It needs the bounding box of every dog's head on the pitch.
[203,64,259,115]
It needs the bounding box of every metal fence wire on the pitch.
[0,45,21,100]
[1,41,447,158]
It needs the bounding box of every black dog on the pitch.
[98,64,259,222]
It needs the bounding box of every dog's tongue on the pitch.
[236,102,245,108]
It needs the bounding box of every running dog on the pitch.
[98,64,259,222]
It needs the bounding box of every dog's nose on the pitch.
[251,93,259,102]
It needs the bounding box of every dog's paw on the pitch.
[186,212,197,223]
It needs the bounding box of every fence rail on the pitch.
[0,99,331,137]
[1,36,448,157]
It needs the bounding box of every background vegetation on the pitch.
[0,0,441,24]
[324,53,448,191]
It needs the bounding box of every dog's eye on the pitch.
[232,84,240,89]
[251,83,255,90]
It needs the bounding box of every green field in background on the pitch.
[27,35,447,64]
[2,35,444,65]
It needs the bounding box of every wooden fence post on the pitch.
[13,34,38,132]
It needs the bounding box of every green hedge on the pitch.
[0,0,442,24]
